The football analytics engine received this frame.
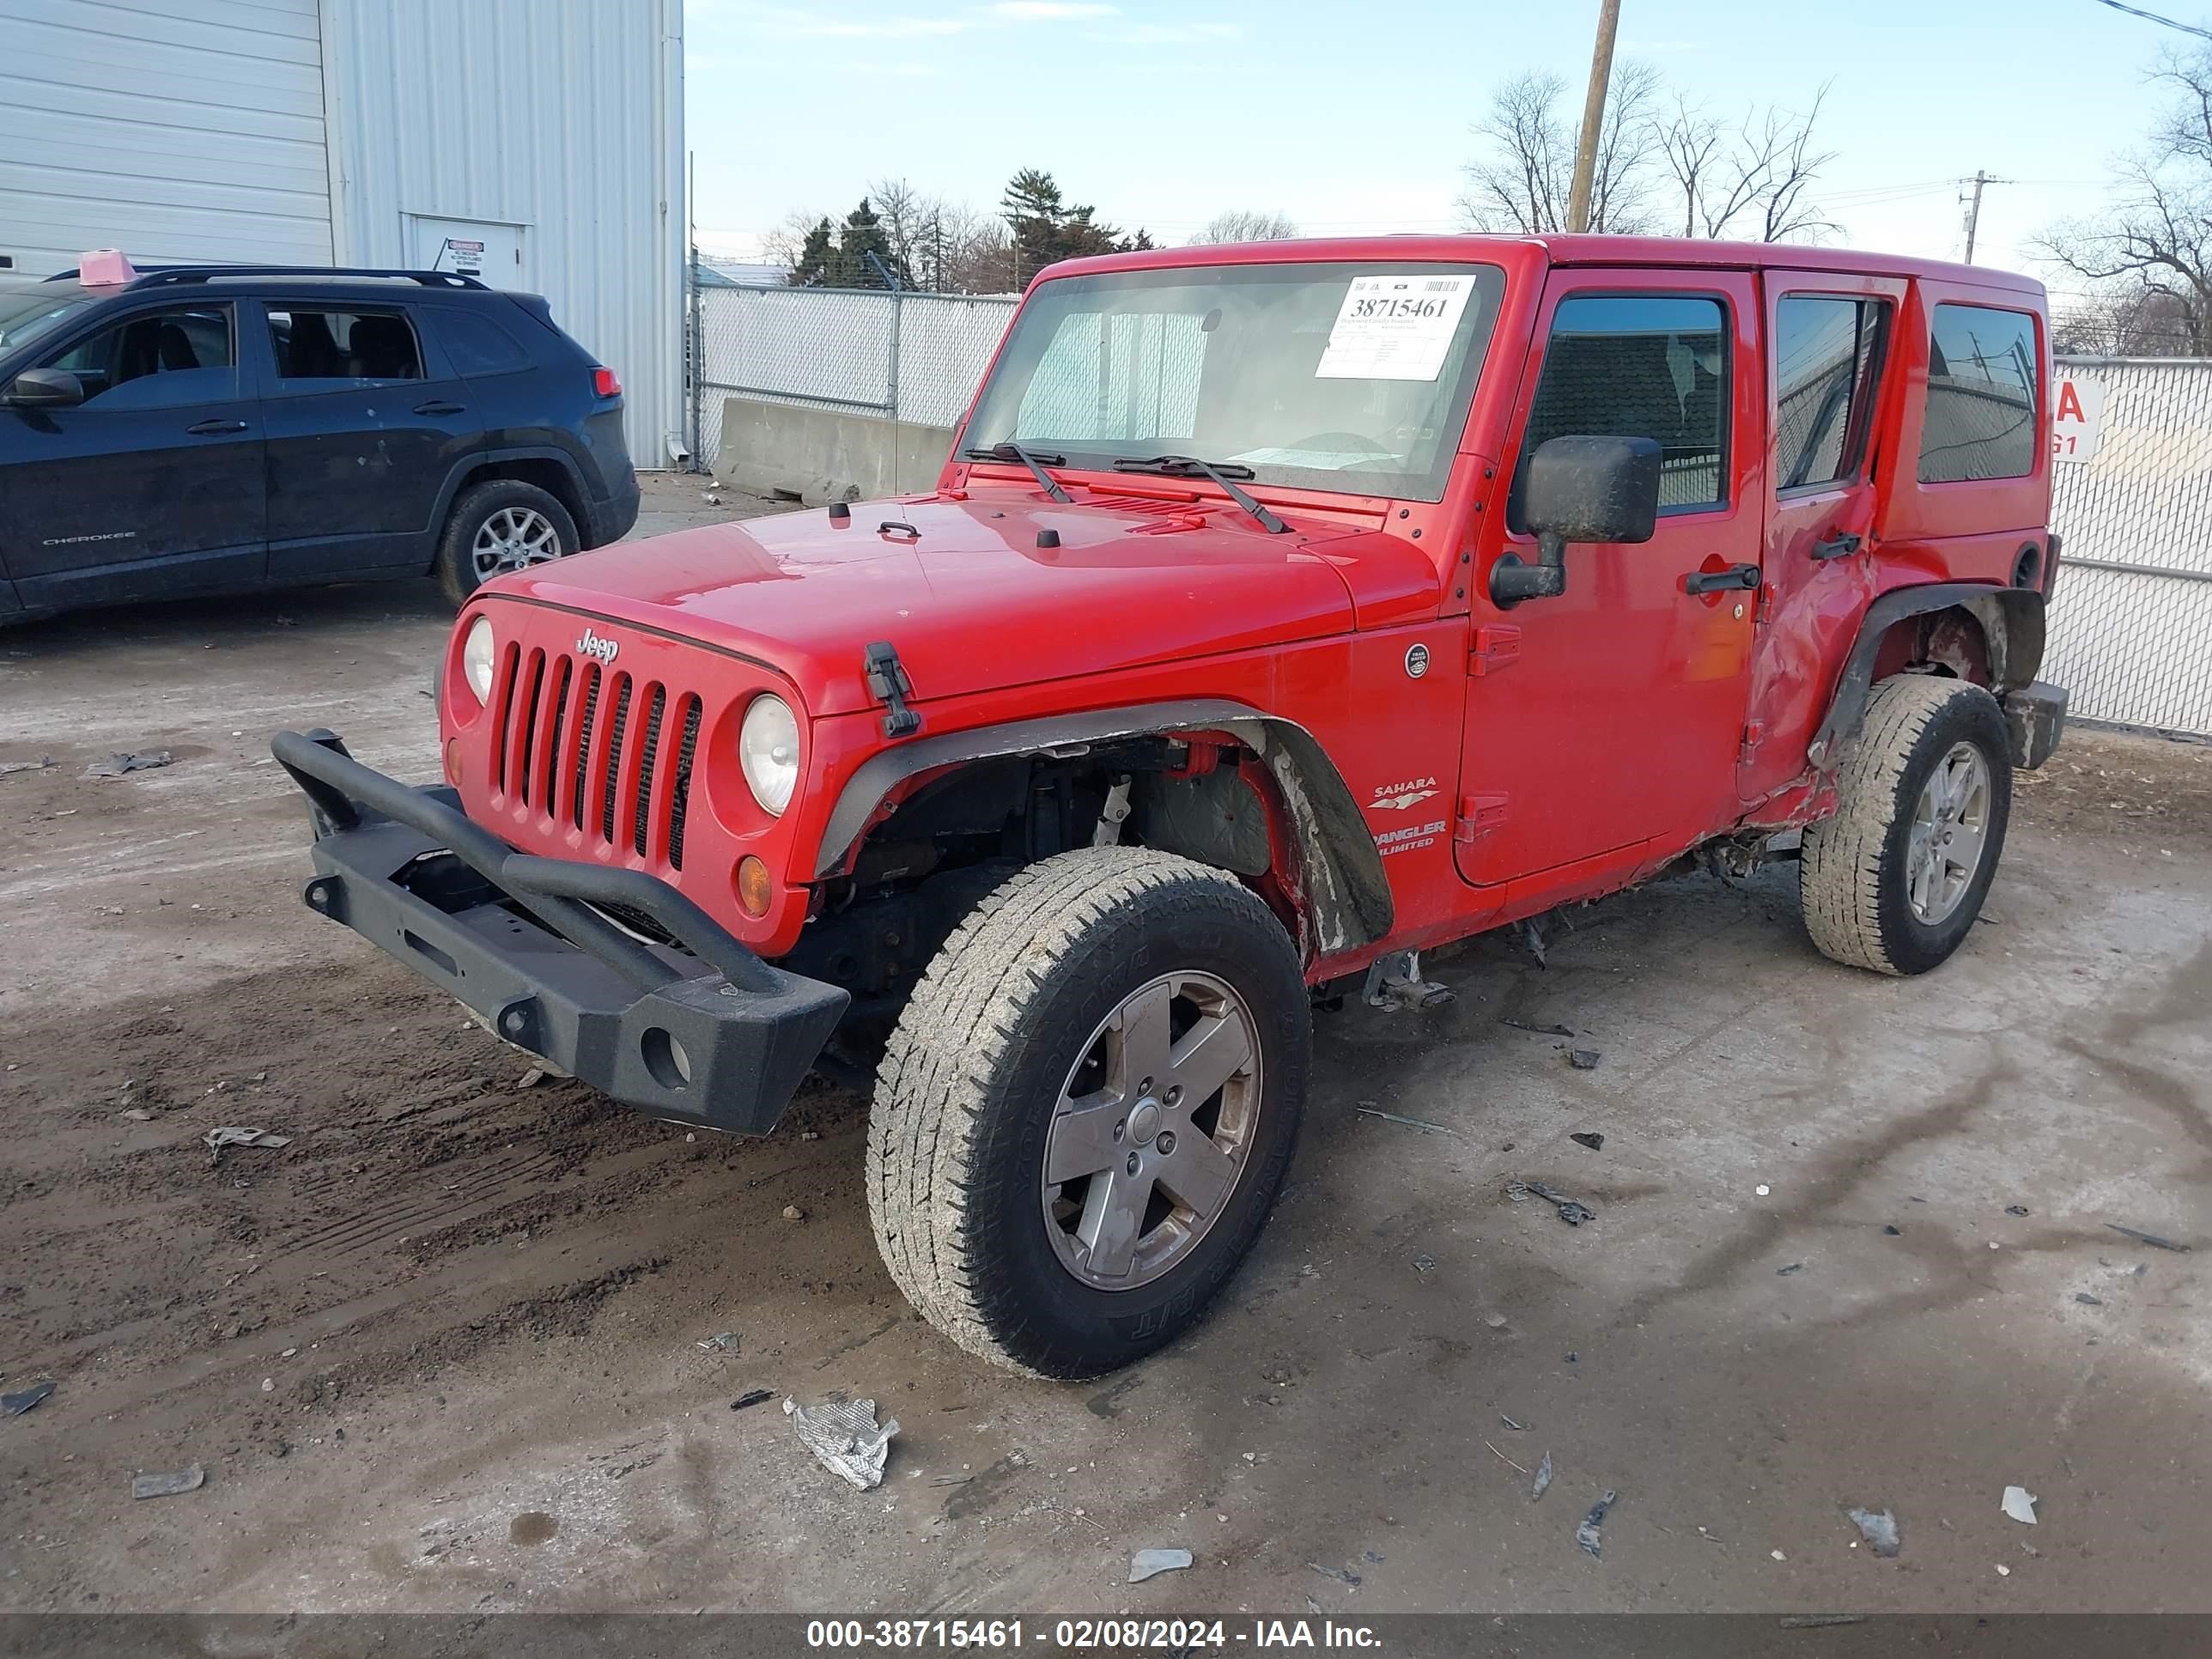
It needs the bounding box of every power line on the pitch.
[2090,0,2212,40]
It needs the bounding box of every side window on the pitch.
[44,306,237,409]
[1918,303,2038,483]
[266,307,424,385]
[1512,295,1729,529]
[1775,296,1890,489]
[432,308,532,377]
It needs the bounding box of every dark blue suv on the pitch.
[0,264,640,623]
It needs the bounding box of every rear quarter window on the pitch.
[432,308,533,377]
[1918,303,2039,483]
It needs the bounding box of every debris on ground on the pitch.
[2075,1292,2103,1306]
[1568,1049,1601,1071]
[0,756,55,777]
[1508,1179,1596,1226]
[1484,1439,1528,1476]
[1569,1132,1605,1151]
[731,1389,775,1411]
[1356,1106,1459,1135]
[85,750,174,779]
[1777,1262,1805,1276]
[784,1396,897,1491]
[1500,1413,1525,1431]
[1847,1507,1901,1558]
[120,1108,155,1121]
[1996,1563,2012,1577]
[2106,1222,2190,1252]
[1883,1225,1902,1236]
[1307,1561,1363,1587]
[781,1205,806,1221]
[2002,1486,2038,1525]
[1128,1547,1194,1583]
[1499,1018,1574,1036]
[696,1332,738,1353]
[1412,1254,1437,1277]
[1780,1616,1867,1630]
[131,1464,206,1499]
[518,1066,550,1088]
[2006,1205,2030,1217]
[1576,1490,1618,1558]
[204,1127,290,1165]
[1531,1451,1554,1501]
[3,1380,57,1417]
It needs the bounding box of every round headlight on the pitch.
[461,616,496,705]
[739,694,800,816]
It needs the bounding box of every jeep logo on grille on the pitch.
[576,627,619,665]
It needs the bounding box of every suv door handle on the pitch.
[186,418,249,435]
[1810,532,1863,562]
[413,400,466,416]
[1684,563,1760,595]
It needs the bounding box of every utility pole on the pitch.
[1565,0,1624,234]
[1961,169,2008,264]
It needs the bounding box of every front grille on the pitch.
[492,647,705,871]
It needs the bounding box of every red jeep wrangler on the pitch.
[276,235,2067,1378]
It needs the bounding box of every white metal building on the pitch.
[0,0,686,463]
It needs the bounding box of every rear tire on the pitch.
[434,479,579,605]
[1801,675,2012,975]
[868,848,1310,1378]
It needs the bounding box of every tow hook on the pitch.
[1362,950,1455,1012]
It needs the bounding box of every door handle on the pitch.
[413,400,466,416]
[1684,563,1760,595]
[1809,532,1863,562]
[186,418,249,435]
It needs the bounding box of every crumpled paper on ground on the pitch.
[785,1396,898,1491]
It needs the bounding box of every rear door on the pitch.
[2,301,265,610]
[1457,270,1766,890]
[1739,272,1904,805]
[257,297,482,585]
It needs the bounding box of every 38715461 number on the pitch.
[1350,295,1449,321]
[806,1619,1027,1647]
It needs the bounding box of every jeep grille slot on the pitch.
[633,684,666,859]
[599,676,634,846]
[514,648,546,805]
[540,656,572,811]
[489,641,520,798]
[666,695,702,871]
[569,661,600,829]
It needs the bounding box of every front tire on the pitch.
[434,479,580,605]
[1801,675,2013,975]
[868,848,1310,1378]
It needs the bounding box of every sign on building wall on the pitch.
[2051,372,2106,465]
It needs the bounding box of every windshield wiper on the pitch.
[1111,455,1288,534]
[963,441,1072,503]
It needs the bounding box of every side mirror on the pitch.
[4,368,85,408]
[1492,434,1663,605]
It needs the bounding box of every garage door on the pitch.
[0,0,332,278]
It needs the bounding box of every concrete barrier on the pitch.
[711,396,955,505]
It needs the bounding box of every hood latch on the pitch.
[864,641,921,739]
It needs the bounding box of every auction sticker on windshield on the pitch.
[1316,274,1474,380]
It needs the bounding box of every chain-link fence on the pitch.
[691,282,1017,466]
[2046,357,2212,739]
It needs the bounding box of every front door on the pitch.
[2,300,266,610]
[1456,270,1765,891]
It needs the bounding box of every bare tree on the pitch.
[1188,209,1301,245]
[2038,46,2212,356]
[1456,64,1662,235]
[1653,84,1837,241]
[759,208,830,270]
[2054,285,2202,356]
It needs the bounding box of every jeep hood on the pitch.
[501,495,1376,717]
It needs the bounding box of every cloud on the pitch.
[722,4,973,38]
[1085,20,1240,43]
[986,2,1118,16]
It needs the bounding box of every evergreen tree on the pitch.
[787,217,838,287]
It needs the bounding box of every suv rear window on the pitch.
[430,308,532,377]
[268,307,423,383]
[45,305,237,409]
[1918,303,2038,483]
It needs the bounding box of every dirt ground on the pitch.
[3,474,2209,1614]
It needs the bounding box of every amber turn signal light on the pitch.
[442,738,461,787]
[735,855,773,918]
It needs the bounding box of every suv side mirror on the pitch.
[1492,434,1663,605]
[4,368,86,408]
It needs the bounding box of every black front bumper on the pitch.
[270,730,847,1134]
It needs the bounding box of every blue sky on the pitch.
[685,0,2182,294]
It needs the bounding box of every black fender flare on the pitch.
[1805,580,2047,769]
[422,445,595,567]
[812,700,1395,957]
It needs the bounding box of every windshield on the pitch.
[963,261,1504,503]
[0,282,98,359]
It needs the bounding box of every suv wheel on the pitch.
[1800,675,2013,975]
[435,479,580,605]
[868,848,1310,1378]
